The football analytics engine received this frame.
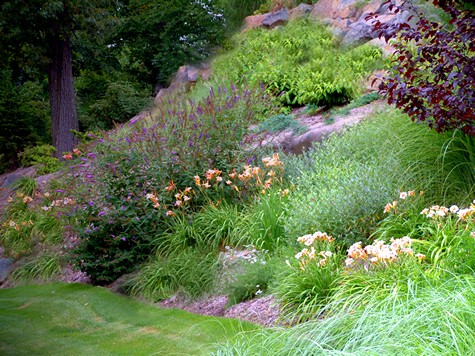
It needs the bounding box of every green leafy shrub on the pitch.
[0,69,50,172]
[217,0,268,31]
[212,19,383,107]
[18,144,61,175]
[126,248,218,301]
[83,81,151,130]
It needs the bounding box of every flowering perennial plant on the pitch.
[0,190,69,257]
[291,231,337,271]
[421,200,475,221]
[345,237,424,269]
[383,190,419,214]
[193,154,286,204]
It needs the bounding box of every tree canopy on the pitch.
[119,0,225,93]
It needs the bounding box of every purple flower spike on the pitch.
[98,211,105,217]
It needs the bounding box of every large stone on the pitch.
[262,8,289,28]
[341,0,418,46]
[243,14,267,31]
[311,0,360,20]
[0,258,13,285]
[367,37,396,56]
[0,166,36,188]
[341,20,377,45]
[154,64,211,103]
[289,3,314,20]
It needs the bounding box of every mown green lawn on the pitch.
[0,283,257,355]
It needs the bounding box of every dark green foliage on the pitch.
[0,68,50,172]
[119,0,225,90]
[217,0,268,31]
[78,79,151,130]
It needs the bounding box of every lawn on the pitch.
[0,283,257,356]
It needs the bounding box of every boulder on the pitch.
[154,64,211,103]
[311,0,361,21]
[0,166,36,188]
[341,0,418,46]
[243,13,267,31]
[367,37,396,56]
[0,258,13,285]
[262,8,289,28]
[289,3,314,20]
[341,20,377,45]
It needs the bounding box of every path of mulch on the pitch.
[158,293,281,327]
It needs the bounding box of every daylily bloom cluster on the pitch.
[1,219,34,231]
[7,192,34,204]
[383,190,419,213]
[41,196,75,211]
[345,236,425,268]
[292,231,335,271]
[63,148,82,160]
[146,184,194,216]
[420,200,475,221]
[193,154,285,197]
[297,231,334,245]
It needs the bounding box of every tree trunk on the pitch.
[48,36,79,158]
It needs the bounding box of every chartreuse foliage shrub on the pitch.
[18,144,61,175]
[68,84,280,285]
[212,19,383,107]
